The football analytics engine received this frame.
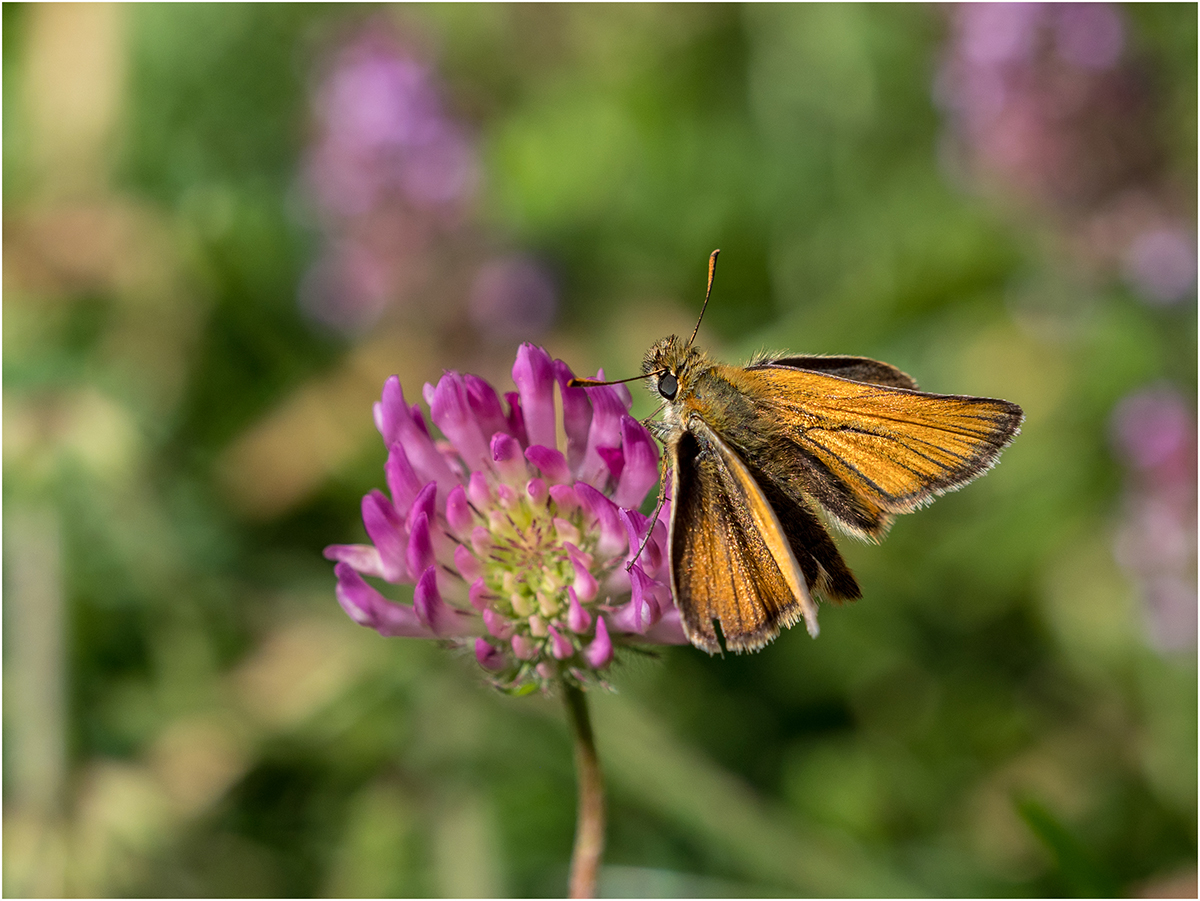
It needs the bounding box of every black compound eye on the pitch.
[658,372,679,400]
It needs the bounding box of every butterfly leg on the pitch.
[643,404,668,436]
[626,430,671,572]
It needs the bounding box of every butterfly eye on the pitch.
[658,372,679,400]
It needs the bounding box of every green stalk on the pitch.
[564,682,605,899]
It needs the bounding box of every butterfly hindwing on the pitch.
[751,355,919,390]
[739,453,863,604]
[668,419,818,653]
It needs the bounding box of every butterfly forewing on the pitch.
[721,364,1023,539]
[668,419,818,654]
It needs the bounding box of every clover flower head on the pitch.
[326,344,687,692]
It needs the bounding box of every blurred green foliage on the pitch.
[4,4,1195,897]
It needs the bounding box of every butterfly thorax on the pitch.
[643,336,762,443]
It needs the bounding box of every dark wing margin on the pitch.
[750,355,920,390]
[667,421,818,654]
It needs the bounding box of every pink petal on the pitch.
[631,565,656,632]
[554,517,581,546]
[323,543,385,579]
[526,477,549,507]
[454,544,482,582]
[374,375,409,446]
[567,586,592,633]
[641,604,690,645]
[496,483,519,509]
[601,562,632,598]
[413,565,474,637]
[512,633,538,660]
[574,482,628,559]
[483,607,515,639]
[374,376,458,492]
[525,445,571,484]
[610,564,667,634]
[579,380,632,486]
[611,415,660,509]
[470,525,493,556]
[643,518,669,578]
[549,625,575,660]
[475,638,508,671]
[334,562,435,638]
[596,446,624,487]
[468,470,493,510]
[469,577,493,612]
[445,484,474,536]
[406,512,435,577]
[620,508,663,573]
[548,483,581,517]
[385,443,423,514]
[491,433,529,484]
[405,481,437,531]
[409,402,431,437]
[464,373,509,442]
[504,391,528,447]
[512,344,557,450]
[585,616,613,668]
[430,372,490,470]
[564,542,599,603]
[362,490,408,582]
[554,358,593,471]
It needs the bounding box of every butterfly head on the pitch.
[642,335,707,403]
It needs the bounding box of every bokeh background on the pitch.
[4,3,1196,897]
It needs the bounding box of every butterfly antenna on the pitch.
[567,371,659,389]
[685,249,720,350]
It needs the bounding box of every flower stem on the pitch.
[564,682,605,899]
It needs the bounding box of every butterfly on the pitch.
[573,251,1024,654]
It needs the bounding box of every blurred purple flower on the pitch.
[1109,384,1197,654]
[1140,577,1198,654]
[1053,3,1125,71]
[935,3,1150,211]
[307,32,478,220]
[326,344,686,692]
[298,237,392,331]
[1122,226,1197,306]
[955,2,1041,68]
[298,25,480,333]
[469,254,559,341]
[936,2,1196,310]
[1110,385,1194,478]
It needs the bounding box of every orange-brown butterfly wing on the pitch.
[728,363,1023,539]
[667,418,820,653]
[736,450,863,604]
